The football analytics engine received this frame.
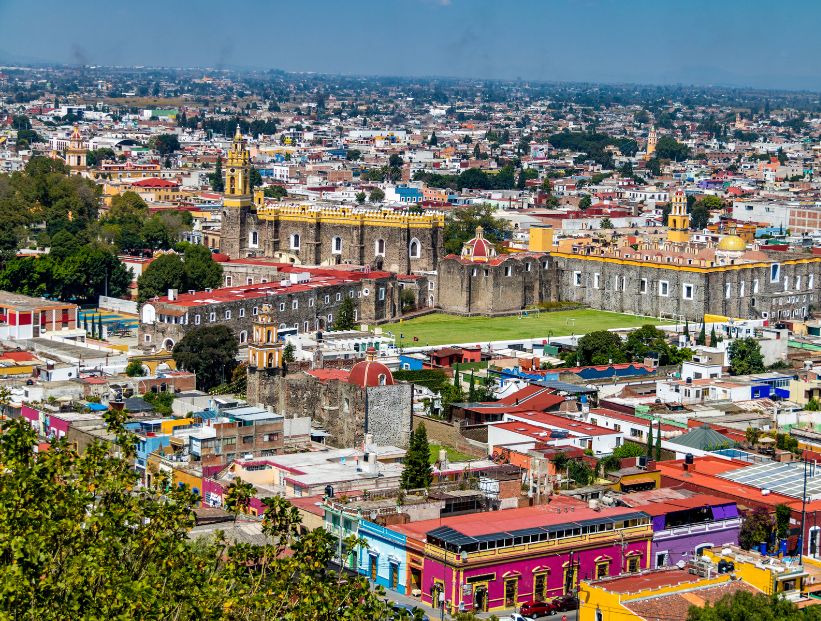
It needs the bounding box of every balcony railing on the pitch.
[654,518,742,540]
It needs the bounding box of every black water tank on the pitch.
[685,454,694,465]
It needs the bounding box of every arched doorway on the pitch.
[163,338,175,351]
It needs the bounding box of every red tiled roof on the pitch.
[131,178,179,188]
[306,369,350,382]
[0,351,38,362]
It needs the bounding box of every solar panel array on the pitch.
[718,461,821,499]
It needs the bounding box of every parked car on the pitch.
[520,600,554,618]
[498,614,528,621]
[548,594,579,613]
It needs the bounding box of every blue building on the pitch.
[399,353,426,371]
[358,519,408,593]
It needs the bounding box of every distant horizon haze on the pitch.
[1,0,819,91]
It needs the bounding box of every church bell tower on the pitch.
[666,189,691,244]
[221,125,252,258]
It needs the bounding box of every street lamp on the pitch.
[438,591,446,621]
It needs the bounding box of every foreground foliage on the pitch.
[0,417,390,620]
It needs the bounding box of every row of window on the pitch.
[474,261,549,278]
[251,232,423,259]
[575,272,817,301]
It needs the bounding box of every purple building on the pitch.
[622,492,741,568]
[393,498,654,614]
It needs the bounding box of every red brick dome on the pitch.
[348,347,394,387]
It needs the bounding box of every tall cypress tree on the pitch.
[646,421,654,458]
[683,320,690,340]
[710,325,719,346]
[400,424,433,490]
[655,420,662,461]
[696,322,706,346]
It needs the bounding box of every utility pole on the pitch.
[800,456,808,565]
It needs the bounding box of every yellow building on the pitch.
[65,125,87,173]
[644,125,657,161]
[579,545,809,621]
[666,189,691,244]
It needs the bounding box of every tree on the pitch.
[646,421,653,457]
[282,342,295,363]
[728,337,765,375]
[400,423,433,490]
[576,330,626,366]
[428,131,438,146]
[655,421,662,461]
[263,185,287,199]
[806,398,821,412]
[125,360,146,377]
[745,426,761,445]
[645,157,662,176]
[690,202,711,230]
[368,188,385,203]
[655,135,690,161]
[775,504,791,540]
[345,149,362,161]
[137,253,185,303]
[0,417,389,620]
[151,133,181,156]
[224,476,256,524]
[517,170,527,190]
[710,325,720,346]
[332,296,356,331]
[249,166,262,189]
[210,154,225,192]
[86,147,116,167]
[172,325,239,391]
[687,591,820,621]
[443,204,510,254]
[578,195,592,210]
[697,322,707,346]
[683,320,690,340]
[182,243,222,292]
[599,217,614,229]
[400,288,416,313]
[355,191,366,204]
[738,507,774,551]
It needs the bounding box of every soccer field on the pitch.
[380,310,672,347]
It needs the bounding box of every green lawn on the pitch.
[429,443,474,465]
[381,310,672,347]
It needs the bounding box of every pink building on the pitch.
[394,497,652,614]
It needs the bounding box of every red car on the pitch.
[520,601,553,618]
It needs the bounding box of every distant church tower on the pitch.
[65,124,87,172]
[220,125,252,257]
[666,189,691,244]
[644,125,657,161]
[246,303,284,406]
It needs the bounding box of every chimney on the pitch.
[168,288,177,301]
[683,453,695,471]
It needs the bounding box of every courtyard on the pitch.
[381,309,673,347]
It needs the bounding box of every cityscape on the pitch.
[3,2,821,620]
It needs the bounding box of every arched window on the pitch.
[291,233,301,250]
[333,236,343,253]
[409,238,420,259]
[378,374,387,386]
[239,330,247,344]
[375,239,385,256]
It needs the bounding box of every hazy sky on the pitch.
[1,0,819,91]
